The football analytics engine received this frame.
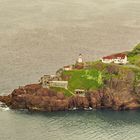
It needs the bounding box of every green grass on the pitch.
[62,69,103,92]
[85,61,108,70]
[50,87,73,97]
[128,55,140,66]
[128,43,140,67]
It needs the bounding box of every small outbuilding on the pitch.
[49,81,68,89]
[63,65,73,71]
[75,89,86,96]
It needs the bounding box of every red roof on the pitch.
[102,53,126,60]
[64,65,71,68]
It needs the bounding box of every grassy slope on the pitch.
[62,69,103,92]
[128,43,140,66]
[60,62,131,95]
[128,55,140,66]
[127,44,140,84]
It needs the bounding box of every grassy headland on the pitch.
[53,43,140,96]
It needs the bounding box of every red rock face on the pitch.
[0,80,140,112]
[0,84,70,111]
[68,95,89,109]
[24,84,42,94]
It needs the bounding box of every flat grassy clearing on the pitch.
[62,69,103,92]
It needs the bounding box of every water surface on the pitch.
[0,0,140,139]
[0,109,140,140]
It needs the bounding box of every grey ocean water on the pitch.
[0,0,140,140]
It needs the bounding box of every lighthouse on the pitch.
[77,54,83,63]
[75,54,84,69]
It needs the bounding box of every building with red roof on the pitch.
[63,65,73,71]
[101,53,128,64]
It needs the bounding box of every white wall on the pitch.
[102,56,128,64]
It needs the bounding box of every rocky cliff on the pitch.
[0,68,140,111]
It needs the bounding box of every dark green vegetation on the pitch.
[128,43,140,67]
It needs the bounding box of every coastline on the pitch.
[1,44,140,112]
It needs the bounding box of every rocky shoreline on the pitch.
[0,70,140,112]
[1,44,140,112]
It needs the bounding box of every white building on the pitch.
[49,81,68,89]
[101,53,128,64]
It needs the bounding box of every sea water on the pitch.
[0,0,140,139]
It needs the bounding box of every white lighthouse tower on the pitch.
[77,54,83,63]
